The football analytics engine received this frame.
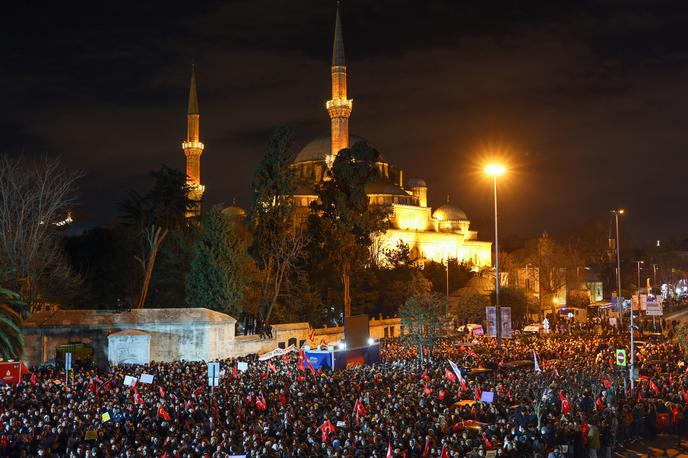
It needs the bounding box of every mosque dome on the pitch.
[432,202,468,222]
[406,178,427,188]
[222,201,246,219]
[293,136,367,163]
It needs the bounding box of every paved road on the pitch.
[615,435,688,457]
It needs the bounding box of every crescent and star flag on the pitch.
[386,442,393,458]
[159,386,165,398]
[354,399,366,416]
[133,390,143,405]
[650,380,660,394]
[157,406,171,422]
[319,419,336,442]
[445,368,456,382]
[533,351,541,373]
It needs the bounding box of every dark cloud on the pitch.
[1,0,687,242]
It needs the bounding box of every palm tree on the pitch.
[0,269,27,359]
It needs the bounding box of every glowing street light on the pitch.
[485,163,506,348]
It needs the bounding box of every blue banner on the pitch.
[305,350,333,370]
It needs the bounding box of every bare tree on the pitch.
[530,374,551,429]
[0,155,81,310]
[134,226,167,309]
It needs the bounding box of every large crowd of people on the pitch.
[0,323,687,457]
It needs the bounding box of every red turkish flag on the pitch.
[559,391,571,416]
[445,369,456,382]
[354,399,367,416]
[158,386,165,398]
[133,390,143,406]
[438,389,446,401]
[30,373,36,386]
[482,433,494,450]
[441,444,449,458]
[386,441,393,458]
[650,380,660,394]
[596,397,605,411]
[319,419,336,442]
[422,437,431,457]
[157,406,171,422]
[267,361,277,373]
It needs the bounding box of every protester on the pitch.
[0,327,686,457]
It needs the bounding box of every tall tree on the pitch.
[186,205,254,315]
[399,291,446,361]
[0,269,28,359]
[248,127,307,323]
[307,141,390,318]
[121,165,193,308]
[0,155,81,311]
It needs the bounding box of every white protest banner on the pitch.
[123,375,137,387]
[140,374,154,384]
[258,345,299,361]
[237,361,249,372]
[480,391,494,403]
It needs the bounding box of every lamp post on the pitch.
[611,209,624,329]
[631,260,643,394]
[485,164,506,348]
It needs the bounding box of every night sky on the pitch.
[2,0,687,243]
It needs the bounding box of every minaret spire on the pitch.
[326,1,352,158]
[182,62,205,217]
[332,1,345,67]
[188,63,199,115]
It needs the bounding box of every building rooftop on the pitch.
[23,308,236,329]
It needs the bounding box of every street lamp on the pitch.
[485,163,506,348]
[611,209,624,329]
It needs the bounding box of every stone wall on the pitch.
[21,309,399,366]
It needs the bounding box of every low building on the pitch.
[22,308,236,367]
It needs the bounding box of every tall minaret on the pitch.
[326,1,352,159]
[182,63,205,217]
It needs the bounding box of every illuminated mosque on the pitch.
[181,4,491,267]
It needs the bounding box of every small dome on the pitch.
[432,203,468,221]
[406,178,427,188]
[365,177,411,196]
[465,276,495,295]
[222,203,246,219]
[294,136,366,163]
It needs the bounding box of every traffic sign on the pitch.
[615,349,627,367]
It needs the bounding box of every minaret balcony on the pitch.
[325,99,354,112]
[182,140,205,151]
